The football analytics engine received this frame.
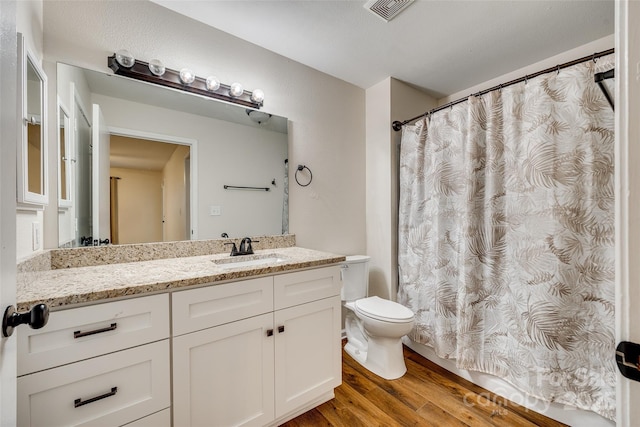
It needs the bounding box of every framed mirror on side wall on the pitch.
[17,33,48,208]
[55,63,289,248]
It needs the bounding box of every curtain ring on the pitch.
[592,53,598,63]
[556,65,560,75]
[295,165,312,187]
[524,75,528,85]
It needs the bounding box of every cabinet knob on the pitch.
[2,303,49,338]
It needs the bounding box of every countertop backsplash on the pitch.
[18,234,296,272]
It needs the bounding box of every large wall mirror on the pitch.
[56,63,288,248]
[17,33,48,207]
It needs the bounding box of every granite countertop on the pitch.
[17,247,346,311]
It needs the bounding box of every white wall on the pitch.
[15,0,44,260]
[440,35,615,105]
[365,78,436,300]
[111,167,163,244]
[41,0,367,255]
[162,145,189,242]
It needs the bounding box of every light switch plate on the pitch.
[32,222,41,251]
[209,205,221,216]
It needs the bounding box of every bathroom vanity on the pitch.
[15,239,345,427]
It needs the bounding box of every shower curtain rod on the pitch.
[392,48,615,131]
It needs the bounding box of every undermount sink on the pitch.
[213,253,290,269]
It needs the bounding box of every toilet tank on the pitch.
[341,255,371,301]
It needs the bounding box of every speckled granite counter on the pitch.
[17,245,345,312]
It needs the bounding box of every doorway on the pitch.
[108,130,196,244]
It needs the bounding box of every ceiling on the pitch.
[152,0,614,98]
[110,135,179,170]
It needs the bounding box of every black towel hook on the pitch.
[295,164,312,187]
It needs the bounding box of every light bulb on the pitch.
[250,89,265,104]
[115,49,135,68]
[229,82,243,97]
[148,59,165,76]
[179,68,195,85]
[205,76,220,91]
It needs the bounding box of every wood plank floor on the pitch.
[281,343,567,427]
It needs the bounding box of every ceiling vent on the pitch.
[364,0,414,22]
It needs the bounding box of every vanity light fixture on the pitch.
[148,59,165,76]
[250,89,265,104]
[115,49,135,68]
[108,53,264,109]
[179,68,196,85]
[205,76,221,91]
[229,82,243,98]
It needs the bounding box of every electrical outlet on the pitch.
[209,205,221,216]
[32,222,41,251]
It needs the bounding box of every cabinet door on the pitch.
[173,313,275,427]
[274,296,341,418]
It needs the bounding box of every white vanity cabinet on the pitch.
[16,294,171,427]
[172,266,342,427]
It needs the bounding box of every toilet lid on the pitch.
[355,296,414,323]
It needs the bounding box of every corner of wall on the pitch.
[365,77,436,301]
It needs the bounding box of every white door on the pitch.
[0,1,18,424]
[274,297,341,418]
[92,104,110,243]
[616,1,640,426]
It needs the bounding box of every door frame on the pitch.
[108,127,198,240]
[615,1,639,426]
[0,1,18,424]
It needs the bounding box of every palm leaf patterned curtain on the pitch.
[398,54,615,420]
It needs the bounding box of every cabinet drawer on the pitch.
[17,340,170,427]
[274,266,342,310]
[17,294,170,375]
[172,276,274,336]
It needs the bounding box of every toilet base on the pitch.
[344,335,408,380]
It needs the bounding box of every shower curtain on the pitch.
[398,55,615,420]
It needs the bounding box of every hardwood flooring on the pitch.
[281,343,567,427]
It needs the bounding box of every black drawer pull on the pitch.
[74,386,118,408]
[74,323,117,339]
[278,325,285,333]
[266,329,274,337]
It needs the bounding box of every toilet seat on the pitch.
[354,296,414,323]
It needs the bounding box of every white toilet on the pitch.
[341,255,415,380]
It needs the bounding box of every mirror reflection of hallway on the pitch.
[109,135,190,244]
